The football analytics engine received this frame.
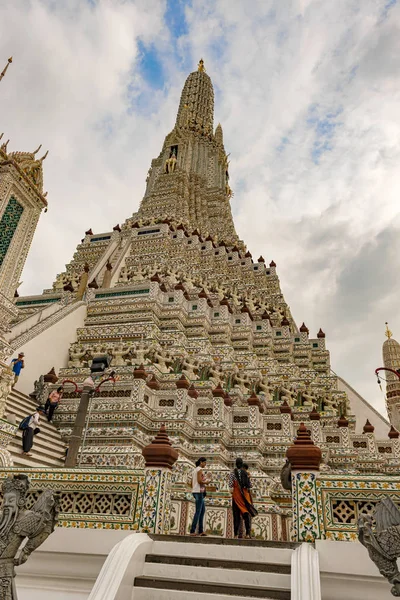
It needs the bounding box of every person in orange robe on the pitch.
[229,457,253,539]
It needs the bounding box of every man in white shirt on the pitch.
[189,457,209,536]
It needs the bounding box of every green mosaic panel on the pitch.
[95,289,150,299]
[0,197,24,267]
[16,297,61,306]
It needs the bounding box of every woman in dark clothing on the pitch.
[21,407,44,456]
[229,457,257,539]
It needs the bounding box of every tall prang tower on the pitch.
[6,60,392,484]
[382,323,400,429]
[138,59,238,245]
[0,56,48,374]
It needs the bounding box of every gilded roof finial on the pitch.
[40,150,49,161]
[198,58,205,72]
[32,144,42,155]
[385,322,393,340]
[0,57,12,83]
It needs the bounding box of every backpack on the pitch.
[18,415,32,431]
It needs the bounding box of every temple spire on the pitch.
[175,60,214,135]
[0,57,12,84]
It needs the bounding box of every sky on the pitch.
[1,0,400,418]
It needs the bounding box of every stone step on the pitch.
[6,400,68,441]
[151,537,294,565]
[145,554,291,574]
[134,576,290,599]
[150,534,298,549]
[134,590,281,600]
[5,389,67,468]
[9,452,65,468]
[143,560,290,589]
[9,434,66,457]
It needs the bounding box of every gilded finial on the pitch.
[0,56,12,83]
[198,58,205,72]
[32,144,42,155]
[40,150,49,161]
[385,322,393,340]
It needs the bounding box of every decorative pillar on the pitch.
[389,426,400,458]
[337,415,350,448]
[280,400,293,438]
[363,419,377,456]
[65,384,94,467]
[140,424,178,534]
[309,408,321,445]
[287,423,322,542]
[76,263,90,301]
[101,261,113,288]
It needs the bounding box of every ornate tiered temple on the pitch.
[1,59,399,539]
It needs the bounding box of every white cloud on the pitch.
[1,0,400,418]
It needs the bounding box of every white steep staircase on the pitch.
[134,535,294,600]
[5,388,66,467]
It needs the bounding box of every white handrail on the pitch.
[291,543,321,600]
[88,533,152,600]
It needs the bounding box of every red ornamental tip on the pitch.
[150,273,161,282]
[131,221,140,228]
[389,426,400,439]
[286,422,322,470]
[309,407,321,421]
[212,383,225,398]
[363,419,375,434]
[85,228,93,236]
[269,260,276,267]
[141,424,179,469]
[113,224,121,232]
[280,400,292,414]
[133,364,147,380]
[147,375,160,390]
[317,328,325,338]
[245,251,252,258]
[258,255,265,263]
[43,367,58,384]
[188,384,199,399]
[174,282,186,291]
[299,322,309,333]
[232,246,239,253]
[224,393,233,407]
[281,316,290,327]
[206,235,213,242]
[198,289,208,299]
[248,392,260,407]
[261,311,270,320]
[176,374,190,389]
[337,415,349,428]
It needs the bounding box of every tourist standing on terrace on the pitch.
[229,457,257,539]
[190,457,208,536]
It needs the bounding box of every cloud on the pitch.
[1,0,400,418]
